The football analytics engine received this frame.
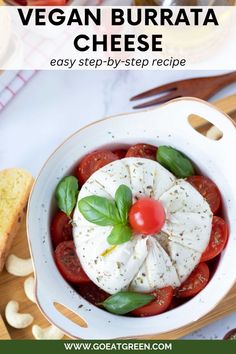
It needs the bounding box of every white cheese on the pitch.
[123,158,176,200]
[130,237,180,292]
[73,158,212,294]
[91,161,131,199]
[74,232,147,294]
[160,180,212,253]
[167,241,201,282]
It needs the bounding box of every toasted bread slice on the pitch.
[0,169,34,272]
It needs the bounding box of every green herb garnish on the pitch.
[100,292,155,315]
[107,224,132,245]
[56,176,79,218]
[78,196,120,226]
[78,184,133,245]
[115,185,133,224]
[157,146,195,178]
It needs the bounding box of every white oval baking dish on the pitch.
[27,98,236,339]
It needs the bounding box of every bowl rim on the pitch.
[26,97,236,339]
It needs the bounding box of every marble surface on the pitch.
[0,69,236,339]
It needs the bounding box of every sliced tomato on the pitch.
[176,263,210,298]
[50,211,73,249]
[14,0,27,4]
[223,328,236,340]
[54,241,90,284]
[131,287,173,317]
[126,144,157,160]
[77,282,109,306]
[76,150,118,185]
[27,0,67,4]
[112,149,127,159]
[201,216,228,262]
[187,175,221,214]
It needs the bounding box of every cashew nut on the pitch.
[206,126,222,140]
[6,254,33,276]
[5,301,34,329]
[32,324,65,340]
[24,276,36,303]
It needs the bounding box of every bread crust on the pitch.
[0,169,34,271]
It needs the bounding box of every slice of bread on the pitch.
[0,169,34,272]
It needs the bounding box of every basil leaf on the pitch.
[55,176,78,217]
[107,224,132,245]
[157,146,195,178]
[78,196,121,226]
[101,292,155,315]
[115,184,132,224]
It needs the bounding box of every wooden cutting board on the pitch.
[0,214,67,340]
[0,94,236,340]
[0,315,10,339]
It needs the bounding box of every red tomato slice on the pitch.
[27,0,67,4]
[54,241,90,284]
[223,328,236,340]
[201,216,228,262]
[76,150,118,185]
[126,144,157,160]
[132,287,173,317]
[129,198,166,235]
[112,149,127,159]
[50,211,73,249]
[77,282,109,306]
[187,175,221,214]
[14,0,27,4]
[176,263,210,298]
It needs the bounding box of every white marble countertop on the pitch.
[0,69,236,339]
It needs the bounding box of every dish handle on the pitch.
[158,98,236,176]
[35,272,119,339]
[161,98,234,137]
[35,279,90,339]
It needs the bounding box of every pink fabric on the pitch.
[0,0,115,112]
[0,71,37,112]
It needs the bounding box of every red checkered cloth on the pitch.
[0,1,103,112]
[0,0,128,112]
[0,70,37,112]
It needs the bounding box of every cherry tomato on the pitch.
[126,144,157,160]
[54,241,90,284]
[76,150,118,185]
[129,198,166,235]
[77,282,109,306]
[50,211,73,249]
[187,175,221,214]
[201,216,228,262]
[176,263,210,298]
[132,287,173,317]
[112,149,127,159]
